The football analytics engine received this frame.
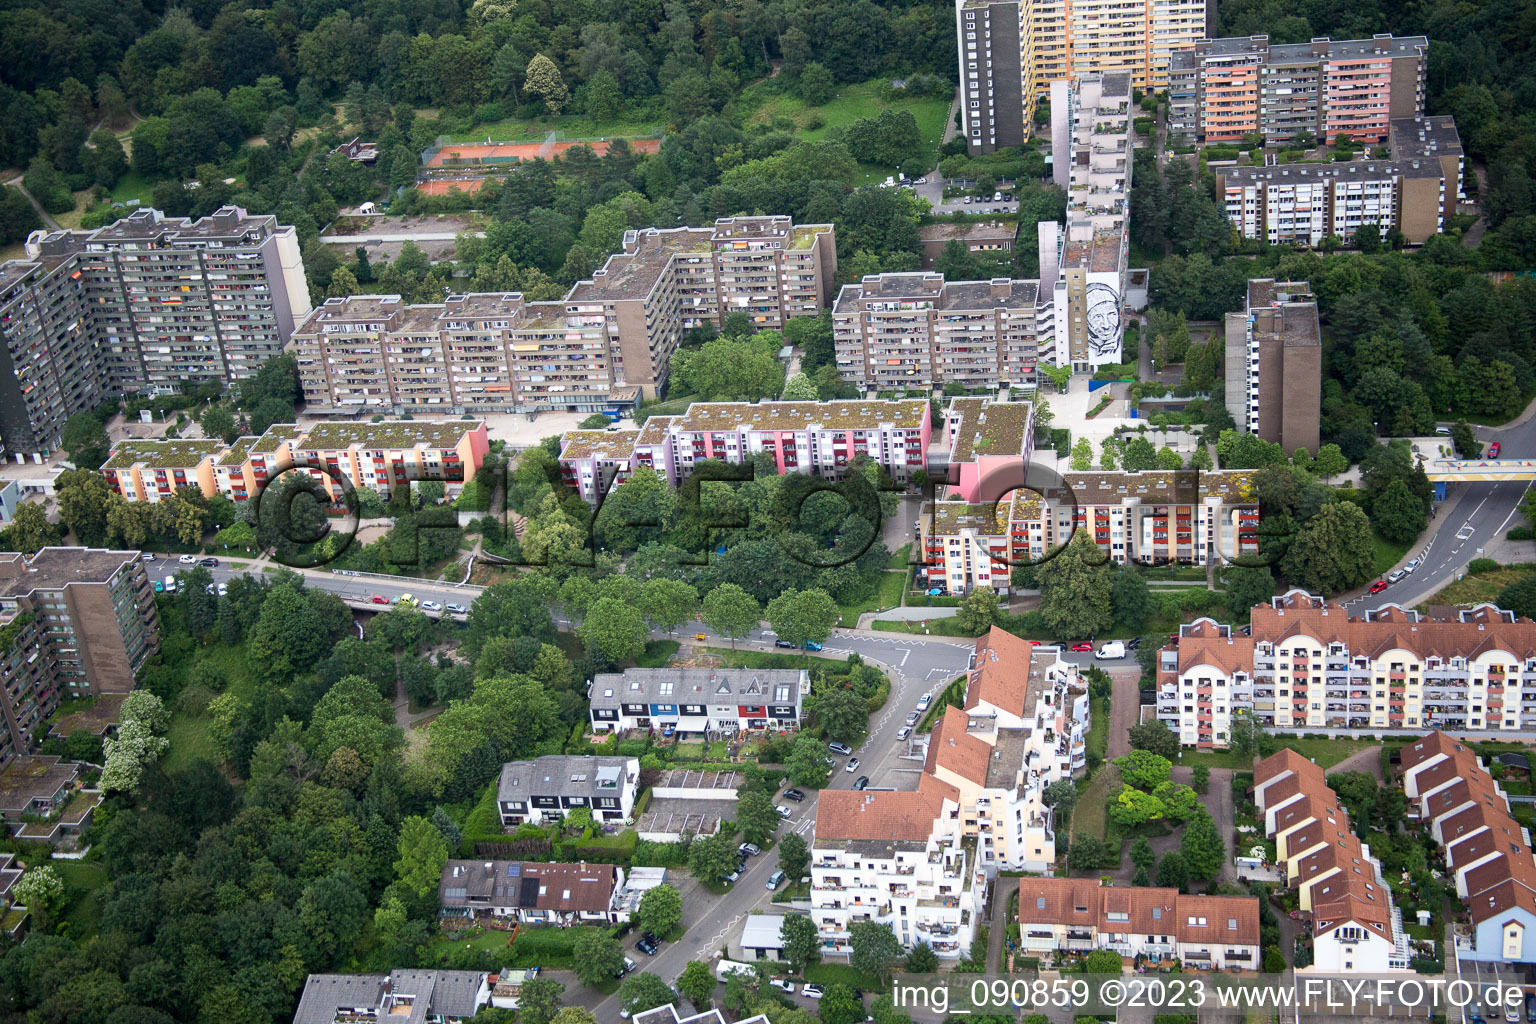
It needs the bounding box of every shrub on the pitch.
[1509,527,1535,540]
[1469,558,1500,574]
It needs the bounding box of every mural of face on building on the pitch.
[1086,282,1121,357]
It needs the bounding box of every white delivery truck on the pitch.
[1094,641,1125,660]
[715,960,757,983]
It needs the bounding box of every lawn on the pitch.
[706,647,864,673]
[426,928,517,960]
[803,961,886,992]
[835,571,906,626]
[1085,695,1108,763]
[108,171,158,206]
[1178,736,1379,771]
[738,78,951,180]
[441,111,664,144]
[1071,764,1121,845]
[887,544,912,570]
[1420,563,1535,608]
[53,860,109,938]
[164,643,257,772]
[635,639,680,667]
[1371,530,1412,577]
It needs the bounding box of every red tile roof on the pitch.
[814,774,958,842]
[1015,878,1259,947]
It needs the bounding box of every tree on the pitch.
[1191,763,1210,794]
[1280,502,1375,595]
[14,864,65,925]
[1451,421,1481,460]
[200,405,237,444]
[637,883,682,938]
[1109,785,1165,826]
[1130,836,1155,871]
[849,920,902,982]
[820,985,864,1024]
[775,832,809,880]
[524,54,569,112]
[550,1012,598,1024]
[1227,710,1270,759]
[619,973,677,1017]
[516,978,566,1024]
[1180,805,1224,880]
[572,930,626,986]
[1371,477,1428,546]
[1224,565,1275,614]
[1112,569,1151,630]
[766,588,840,649]
[813,685,867,744]
[1043,778,1078,815]
[786,732,833,787]
[677,961,716,1010]
[1035,530,1116,638]
[1153,781,1198,821]
[782,372,818,400]
[1113,749,1172,790]
[1070,437,1094,471]
[1083,949,1124,975]
[1156,850,1189,891]
[956,588,999,634]
[1128,721,1179,760]
[701,584,762,648]
[780,912,821,971]
[905,941,938,973]
[577,598,649,663]
[61,412,111,470]
[1121,437,1157,472]
[688,831,739,883]
[799,62,835,105]
[394,815,449,897]
[737,790,779,845]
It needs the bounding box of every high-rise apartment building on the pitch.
[0,207,311,460]
[557,399,931,503]
[956,0,1205,149]
[1156,592,1536,747]
[1223,279,1322,454]
[100,420,489,505]
[291,217,834,413]
[1167,33,1427,146]
[832,272,1044,389]
[0,548,161,769]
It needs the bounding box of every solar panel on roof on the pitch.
[507,864,521,876]
[518,877,539,908]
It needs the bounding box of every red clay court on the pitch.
[425,137,661,168]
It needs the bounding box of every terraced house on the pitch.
[1400,732,1536,964]
[811,631,1087,957]
[494,755,640,827]
[291,217,835,413]
[0,207,310,459]
[0,549,160,770]
[558,399,931,504]
[101,420,489,505]
[1156,592,1536,747]
[1255,749,1410,972]
[587,668,806,737]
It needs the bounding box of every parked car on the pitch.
[804,642,823,652]
[1388,569,1407,583]
[1071,642,1094,652]
[963,196,973,204]
[1489,442,1502,457]
[178,554,196,564]
[636,934,660,955]
[1435,425,1452,436]
[164,576,177,593]
[1094,641,1126,660]
[1508,1003,1523,1023]
[1370,579,1390,594]
[915,176,927,184]
[775,804,792,819]
[1126,637,1143,649]
[766,870,787,891]
[897,727,911,741]
[769,977,794,993]
[828,742,853,756]
[739,843,761,857]
[199,557,218,567]
[916,693,932,710]
[141,552,154,562]
[802,984,824,1000]
[421,600,443,611]
[371,594,389,604]
[619,957,637,977]
[774,639,797,648]
[845,757,861,773]
[854,775,870,790]
[153,580,164,593]
[724,867,740,883]
[783,787,805,802]
[1404,559,1420,574]
[217,582,228,596]
[905,712,919,726]
[446,603,467,614]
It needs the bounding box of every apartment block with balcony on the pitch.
[1167,34,1426,146]
[0,207,310,460]
[811,634,1086,956]
[101,420,489,505]
[833,273,1043,389]
[1223,278,1322,454]
[0,549,161,771]
[1215,154,1452,247]
[956,0,1204,148]
[559,399,931,503]
[1016,878,1260,968]
[918,469,1259,594]
[1156,592,1536,749]
[1254,749,1410,972]
[588,667,806,736]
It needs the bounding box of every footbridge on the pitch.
[1426,459,1536,498]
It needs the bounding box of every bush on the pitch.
[558,830,639,865]
[1509,527,1535,540]
[1469,558,1500,574]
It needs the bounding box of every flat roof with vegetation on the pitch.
[101,438,225,471]
[296,420,479,451]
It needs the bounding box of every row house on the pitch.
[0,207,310,459]
[102,420,489,505]
[811,634,1087,957]
[1156,592,1536,747]
[1254,749,1410,972]
[558,400,931,504]
[438,860,627,925]
[1167,34,1427,145]
[918,469,1259,595]
[1400,732,1536,964]
[0,550,160,771]
[494,755,640,828]
[588,668,806,737]
[1015,878,1260,968]
[831,273,1044,389]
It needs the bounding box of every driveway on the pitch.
[1172,765,1237,883]
[1107,669,1143,759]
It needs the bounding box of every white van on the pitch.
[1094,641,1125,660]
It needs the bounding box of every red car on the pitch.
[371,594,389,604]
[1028,640,1042,646]
[1071,642,1094,652]
[1369,579,1389,594]
[1489,442,1502,458]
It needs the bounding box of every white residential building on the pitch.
[494,755,639,827]
[588,668,806,737]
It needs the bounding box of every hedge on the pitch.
[557,830,639,864]
[1469,558,1500,574]
[508,925,617,968]
[866,679,891,712]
